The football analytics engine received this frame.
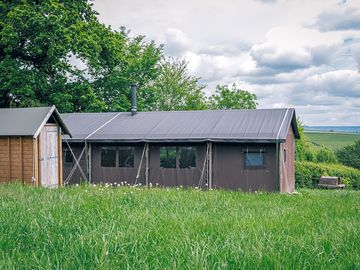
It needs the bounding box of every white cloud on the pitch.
[163,28,192,56]
[304,70,360,97]
[315,7,360,31]
[250,27,343,71]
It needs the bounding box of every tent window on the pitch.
[179,147,196,168]
[245,152,264,168]
[101,147,116,167]
[160,146,176,168]
[119,146,134,168]
[64,149,73,164]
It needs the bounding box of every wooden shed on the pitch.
[0,106,71,187]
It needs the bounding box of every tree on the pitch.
[295,119,338,163]
[148,57,207,111]
[208,84,257,110]
[336,140,360,170]
[0,1,162,112]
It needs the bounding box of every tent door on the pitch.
[40,124,59,188]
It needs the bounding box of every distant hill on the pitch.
[305,132,360,150]
[304,126,360,134]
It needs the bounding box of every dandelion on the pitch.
[195,187,199,190]
[75,184,79,187]
[120,182,124,186]
[156,183,159,186]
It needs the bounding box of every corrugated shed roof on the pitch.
[61,108,299,143]
[0,106,71,137]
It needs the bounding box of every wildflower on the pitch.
[75,184,79,187]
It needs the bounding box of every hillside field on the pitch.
[1,184,360,269]
[305,131,360,150]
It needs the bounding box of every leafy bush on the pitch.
[336,140,360,170]
[295,120,338,163]
[315,146,338,163]
[295,161,360,189]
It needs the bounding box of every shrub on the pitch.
[336,139,360,170]
[295,161,360,189]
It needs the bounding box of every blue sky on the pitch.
[94,0,360,125]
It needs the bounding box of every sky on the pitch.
[93,0,360,126]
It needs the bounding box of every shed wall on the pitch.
[148,144,207,187]
[91,144,146,185]
[63,142,291,192]
[0,137,33,184]
[62,143,87,185]
[280,126,295,193]
[212,143,277,191]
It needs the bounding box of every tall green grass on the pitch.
[1,184,360,269]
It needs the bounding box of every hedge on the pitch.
[295,161,360,189]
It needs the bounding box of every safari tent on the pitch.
[0,106,71,187]
[61,108,299,192]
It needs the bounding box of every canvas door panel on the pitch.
[40,125,59,188]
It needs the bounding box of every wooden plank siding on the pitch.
[0,136,34,184]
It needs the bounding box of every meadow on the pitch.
[305,132,360,150]
[1,184,360,269]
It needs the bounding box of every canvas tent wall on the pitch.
[0,106,71,187]
[61,108,299,192]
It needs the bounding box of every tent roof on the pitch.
[0,106,71,137]
[62,108,299,143]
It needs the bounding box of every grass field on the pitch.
[305,131,360,150]
[1,184,360,269]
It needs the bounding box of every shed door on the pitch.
[40,124,59,188]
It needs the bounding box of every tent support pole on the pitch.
[88,142,92,183]
[145,143,149,186]
[276,141,280,192]
[208,141,212,190]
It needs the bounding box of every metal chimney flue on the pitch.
[131,83,137,116]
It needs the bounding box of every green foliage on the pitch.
[295,119,337,164]
[295,161,360,189]
[208,84,258,110]
[147,58,207,111]
[336,139,360,170]
[1,184,360,269]
[315,146,338,163]
[0,1,162,112]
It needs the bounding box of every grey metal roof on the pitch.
[0,106,71,137]
[61,108,299,143]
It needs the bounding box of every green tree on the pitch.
[336,140,360,169]
[295,119,338,164]
[0,1,162,112]
[208,84,257,110]
[295,119,316,161]
[148,57,207,111]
